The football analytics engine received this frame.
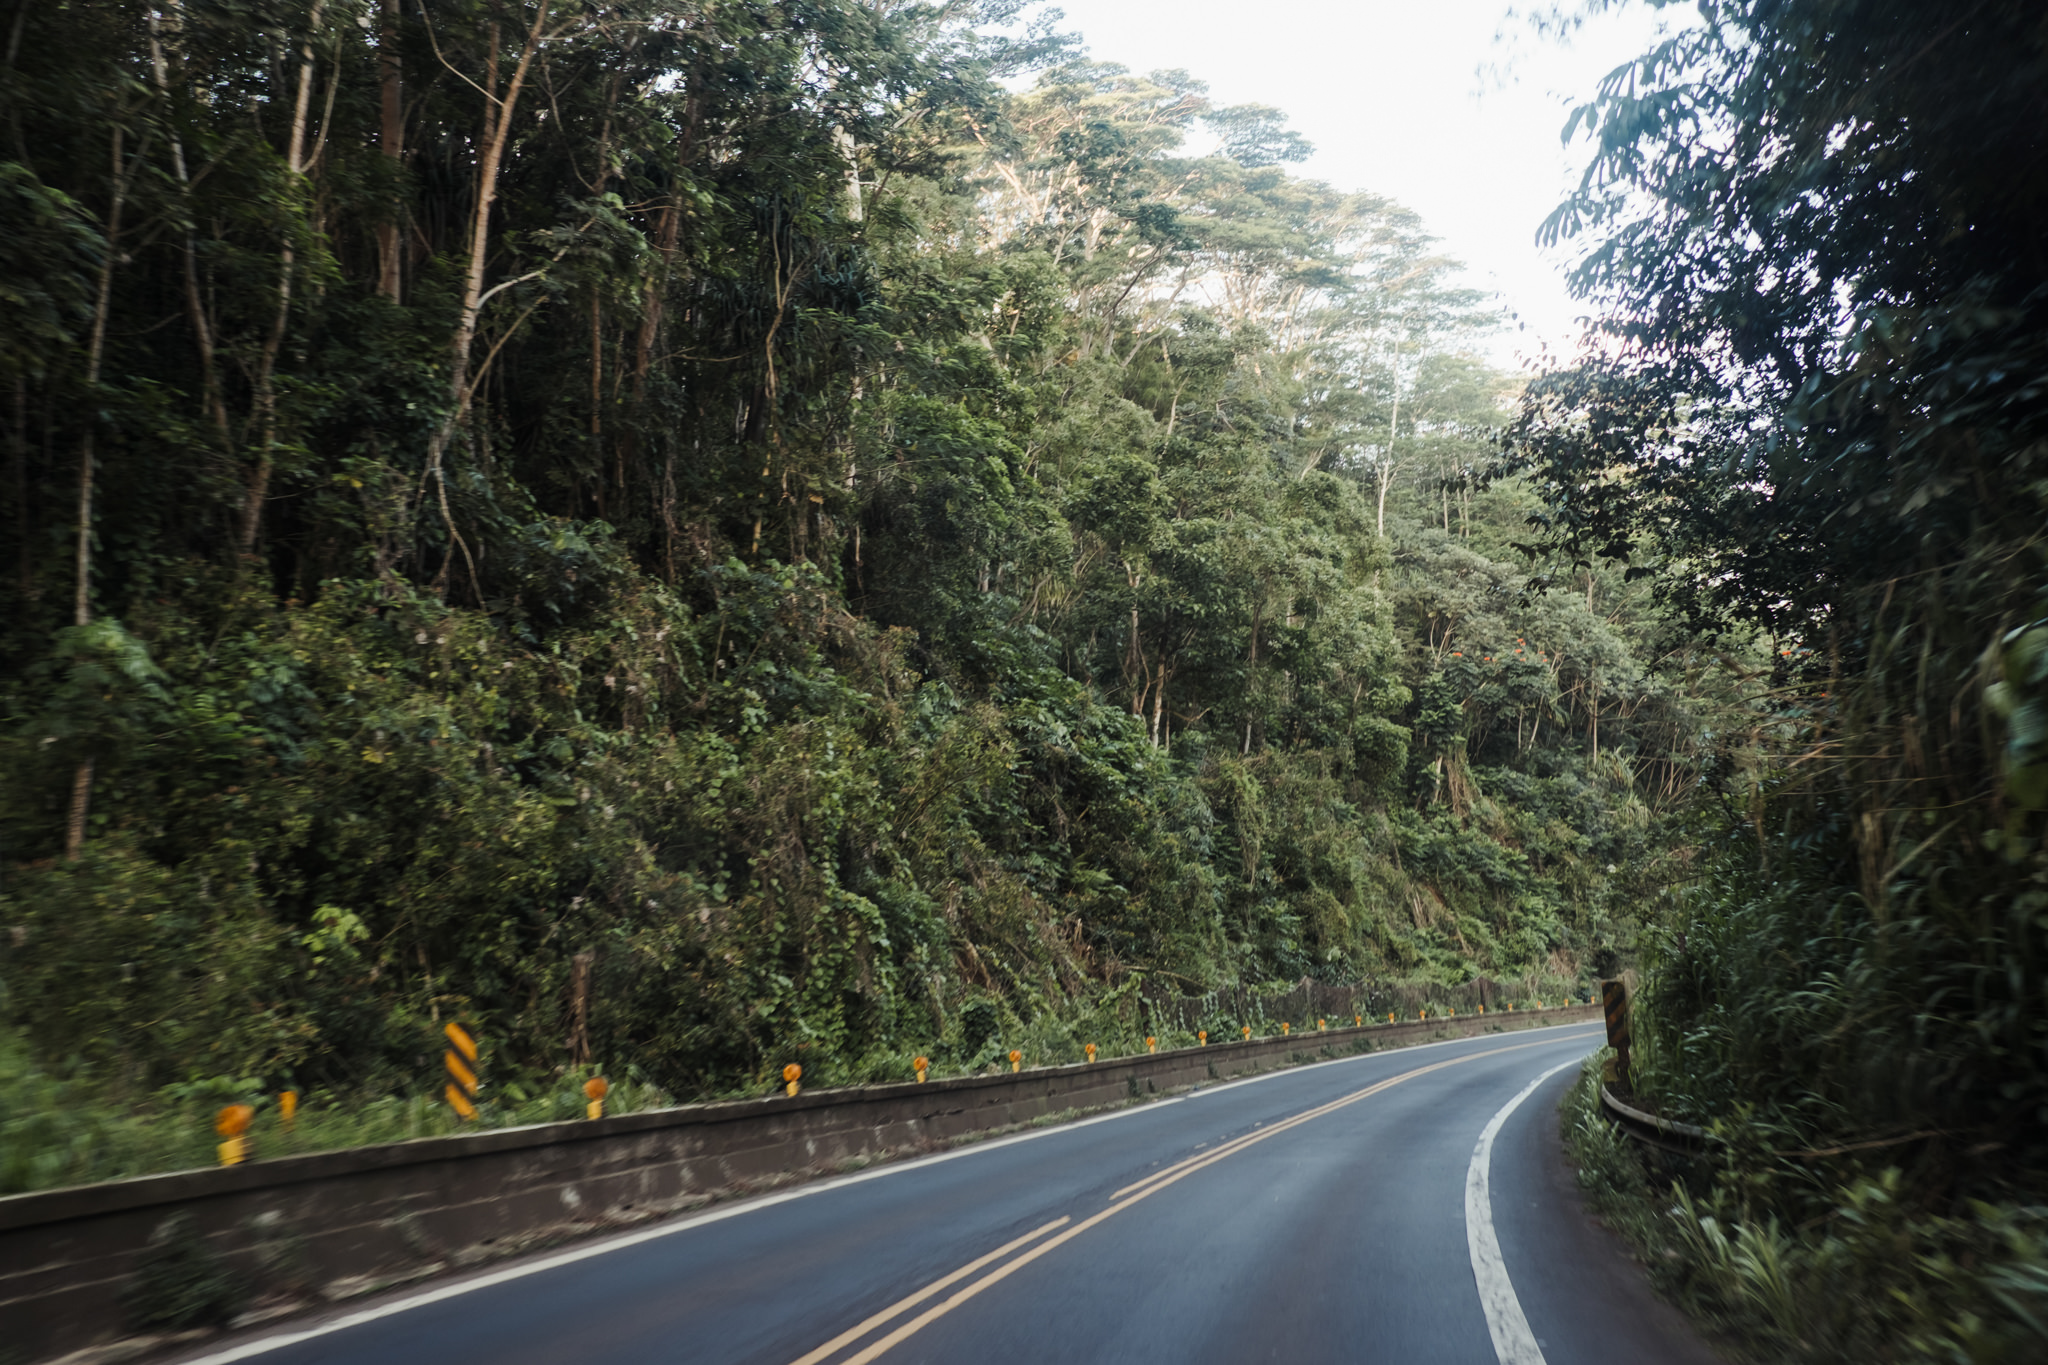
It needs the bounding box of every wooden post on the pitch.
[569,951,593,1067]
[1601,979,1633,1082]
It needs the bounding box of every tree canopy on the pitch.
[0,2,1710,1178]
[1507,2,2048,1356]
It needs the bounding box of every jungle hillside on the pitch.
[4,0,1716,1183]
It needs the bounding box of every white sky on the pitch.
[1035,0,1677,369]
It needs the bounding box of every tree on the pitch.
[1505,6,2048,1343]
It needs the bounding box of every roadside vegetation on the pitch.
[1530,2,2048,1359]
[0,1,1714,1191]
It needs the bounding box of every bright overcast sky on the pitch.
[1036,0,1677,369]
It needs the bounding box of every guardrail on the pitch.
[1,1005,1599,1362]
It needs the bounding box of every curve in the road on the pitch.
[1466,1058,1580,1365]
[173,1023,1710,1365]
[788,1036,1579,1365]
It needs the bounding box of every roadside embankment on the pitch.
[4,1006,1598,1363]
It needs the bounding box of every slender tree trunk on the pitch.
[634,81,699,396]
[376,0,403,301]
[1589,676,1599,761]
[423,0,550,593]
[589,291,605,510]
[1150,662,1168,748]
[10,377,25,602]
[68,124,129,861]
[241,0,324,552]
[1376,383,1401,539]
[148,13,230,447]
[569,951,593,1066]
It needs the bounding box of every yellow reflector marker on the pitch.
[443,1025,480,1120]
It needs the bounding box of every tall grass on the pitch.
[1564,1061,2048,1363]
[2,972,1589,1197]
[0,1025,673,1196]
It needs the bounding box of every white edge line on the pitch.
[181,1020,1601,1365]
[1465,1055,1584,1365]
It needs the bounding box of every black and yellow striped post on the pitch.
[444,1022,480,1120]
[1600,979,1632,1081]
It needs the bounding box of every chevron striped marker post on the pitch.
[1602,979,1633,1080]
[444,1022,479,1120]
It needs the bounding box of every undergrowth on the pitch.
[0,988,1588,1196]
[1562,1060,2048,1364]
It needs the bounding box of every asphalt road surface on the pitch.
[184,1023,1722,1365]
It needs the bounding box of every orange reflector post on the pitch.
[1009,1049,1022,1073]
[783,1062,802,1098]
[584,1076,609,1120]
[914,1056,929,1083]
[1146,1036,1156,1053]
[215,1104,253,1166]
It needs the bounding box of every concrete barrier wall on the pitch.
[0,1006,1598,1362]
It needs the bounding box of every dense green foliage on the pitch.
[0,0,1704,1179]
[1519,1,2048,1357]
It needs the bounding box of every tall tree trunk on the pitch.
[1376,380,1401,539]
[68,124,129,861]
[148,12,230,447]
[423,0,551,594]
[376,0,403,301]
[1150,662,1168,748]
[589,291,604,510]
[1589,676,1599,761]
[10,377,25,603]
[241,0,325,552]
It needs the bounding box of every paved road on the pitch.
[185,1023,1721,1365]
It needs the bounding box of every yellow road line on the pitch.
[798,1028,1600,1365]
[1107,1077,1400,1202]
[786,1216,1071,1365]
[1107,1029,1596,1204]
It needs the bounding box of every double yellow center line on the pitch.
[789,1029,1599,1365]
